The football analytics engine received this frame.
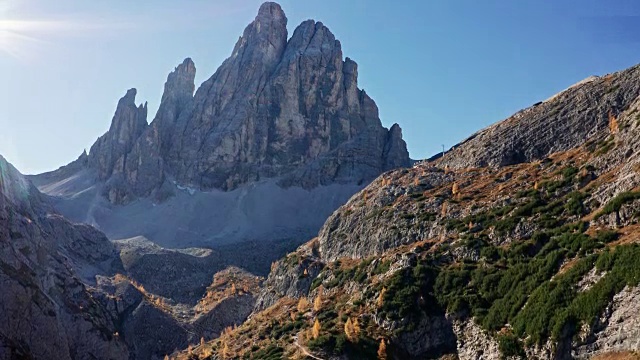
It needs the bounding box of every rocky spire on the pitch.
[88,88,148,180]
[158,58,196,119]
[240,2,288,62]
[384,123,410,170]
[154,58,196,152]
[198,1,288,113]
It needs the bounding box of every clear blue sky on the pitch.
[1,0,640,174]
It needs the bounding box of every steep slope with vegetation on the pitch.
[172,63,640,360]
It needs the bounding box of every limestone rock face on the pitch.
[441,65,640,169]
[0,156,128,360]
[164,3,409,191]
[43,2,409,204]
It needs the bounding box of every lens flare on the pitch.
[0,18,83,59]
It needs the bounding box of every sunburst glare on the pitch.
[0,5,124,60]
[0,19,81,59]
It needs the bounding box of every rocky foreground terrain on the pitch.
[172,59,640,358]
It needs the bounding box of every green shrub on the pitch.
[310,275,324,291]
[248,344,284,360]
[562,166,579,181]
[497,334,526,359]
[565,192,586,216]
[596,191,640,218]
[373,260,391,275]
[308,334,336,352]
[380,263,438,322]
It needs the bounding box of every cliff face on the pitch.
[49,2,409,205]
[0,156,128,360]
[181,60,640,360]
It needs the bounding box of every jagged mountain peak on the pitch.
[33,2,410,255]
[285,19,342,61]
[88,88,148,181]
[230,1,288,63]
[155,58,196,125]
[119,87,137,104]
[256,1,286,23]
[108,88,148,132]
[165,58,196,95]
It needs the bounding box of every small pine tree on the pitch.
[224,326,233,335]
[377,287,386,308]
[441,202,448,217]
[344,317,361,343]
[312,319,321,339]
[353,317,361,338]
[609,110,619,134]
[200,337,205,347]
[201,346,213,358]
[534,181,539,190]
[344,318,355,341]
[303,268,309,277]
[164,355,169,360]
[377,339,388,360]
[452,182,460,195]
[297,297,310,312]
[222,342,230,360]
[230,283,237,295]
